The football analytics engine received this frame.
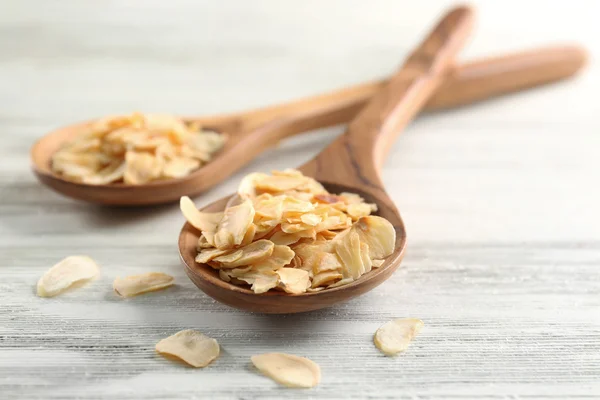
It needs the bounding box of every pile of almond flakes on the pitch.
[180,169,396,294]
[51,113,225,185]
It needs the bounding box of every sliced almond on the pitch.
[250,274,279,294]
[300,213,322,226]
[255,175,306,192]
[311,270,342,288]
[155,329,220,367]
[269,229,316,246]
[251,353,321,388]
[254,195,283,220]
[113,272,174,297]
[240,223,257,246]
[326,277,354,288]
[360,242,373,274]
[37,256,99,297]
[180,196,223,233]
[162,157,201,178]
[214,240,274,268]
[313,252,342,274]
[214,198,255,249]
[374,318,424,356]
[252,245,295,270]
[281,222,312,234]
[82,161,125,185]
[335,230,365,279]
[195,248,230,264]
[347,203,373,219]
[352,216,395,259]
[277,268,310,294]
[123,151,163,184]
[237,172,270,198]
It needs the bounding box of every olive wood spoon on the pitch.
[31,44,586,206]
[179,6,474,313]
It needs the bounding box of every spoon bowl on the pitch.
[31,43,587,205]
[179,183,407,313]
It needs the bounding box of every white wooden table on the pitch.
[1,1,599,398]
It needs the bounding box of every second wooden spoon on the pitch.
[31,44,586,205]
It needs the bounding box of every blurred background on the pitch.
[1,0,598,242]
[2,0,597,120]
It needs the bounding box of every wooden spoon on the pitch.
[179,6,474,313]
[31,44,586,206]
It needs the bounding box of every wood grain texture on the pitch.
[1,0,600,399]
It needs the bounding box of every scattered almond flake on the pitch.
[51,113,225,185]
[277,268,310,294]
[306,287,325,293]
[251,353,321,388]
[372,259,385,268]
[37,256,99,298]
[155,329,220,368]
[214,198,255,249]
[180,196,223,232]
[113,272,174,297]
[374,318,424,356]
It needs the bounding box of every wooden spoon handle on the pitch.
[194,45,586,134]
[428,45,587,109]
[299,6,475,188]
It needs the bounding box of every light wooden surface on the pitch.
[1,0,599,399]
